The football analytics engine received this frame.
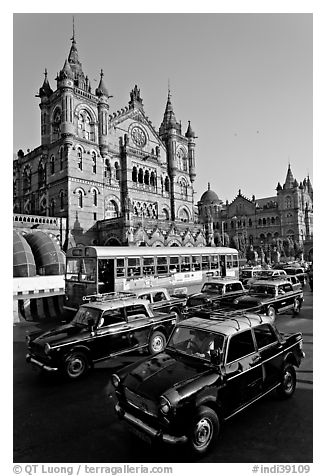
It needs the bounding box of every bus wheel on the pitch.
[64,352,89,380]
[148,331,166,355]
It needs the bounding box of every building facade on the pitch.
[198,165,313,262]
[13,33,206,249]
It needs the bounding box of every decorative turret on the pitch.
[283,164,295,189]
[276,182,282,192]
[159,89,181,135]
[38,69,53,98]
[95,69,110,98]
[128,85,144,109]
[96,70,112,158]
[185,120,196,183]
[307,175,313,196]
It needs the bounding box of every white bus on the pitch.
[64,246,239,311]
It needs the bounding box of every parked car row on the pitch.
[25,278,306,457]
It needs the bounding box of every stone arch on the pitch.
[177,205,191,223]
[104,236,122,246]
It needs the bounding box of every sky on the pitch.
[13,11,313,203]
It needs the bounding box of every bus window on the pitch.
[211,255,219,270]
[79,258,96,282]
[66,258,80,280]
[127,257,141,277]
[116,258,126,277]
[169,256,180,274]
[143,257,155,275]
[181,256,191,272]
[157,256,168,275]
[202,256,209,270]
[226,255,232,269]
[192,255,201,271]
[232,256,239,268]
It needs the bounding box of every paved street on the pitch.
[13,290,313,463]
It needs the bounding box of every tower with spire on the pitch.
[14,21,205,248]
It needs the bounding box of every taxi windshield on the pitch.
[167,326,225,361]
[72,306,101,326]
[249,285,276,297]
[201,283,223,294]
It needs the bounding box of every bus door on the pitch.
[98,259,115,293]
[220,255,226,277]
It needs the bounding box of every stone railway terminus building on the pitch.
[13,29,313,261]
[13,32,205,249]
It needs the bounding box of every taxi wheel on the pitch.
[277,364,296,399]
[148,331,166,355]
[188,406,220,456]
[64,352,89,380]
[293,298,300,315]
[267,306,276,320]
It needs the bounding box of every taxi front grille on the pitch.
[124,388,158,418]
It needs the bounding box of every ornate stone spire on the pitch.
[38,68,53,97]
[283,164,295,189]
[95,69,110,97]
[185,120,196,138]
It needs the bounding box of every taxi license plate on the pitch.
[128,425,152,445]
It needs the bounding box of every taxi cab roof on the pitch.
[206,277,242,284]
[250,278,290,286]
[80,292,144,310]
[179,314,273,336]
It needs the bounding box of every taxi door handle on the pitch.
[251,355,261,365]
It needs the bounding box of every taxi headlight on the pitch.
[44,343,51,355]
[112,374,121,388]
[159,396,171,415]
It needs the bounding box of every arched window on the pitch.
[138,168,143,184]
[105,200,119,218]
[164,176,170,192]
[150,172,156,187]
[78,190,83,208]
[132,166,137,182]
[162,209,169,220]
[271,217,275,224]
[115,162,120,181]
[60,191,64,210]
[38,162,46,187]
[78,110,94,141]
[249,218,252,227]
[23,166,31,191]
[179,208,190,223]
[93,189,97,206]
[258,218,262,226]
[263,218,266,226]
[92,152,97,174]
[59,147,64,171]
[105,159,111,179]
[285,196,292,208]
[180,178,188,198]
[50,155,55,175]
[144,170,149,185]
[77,148,83,171]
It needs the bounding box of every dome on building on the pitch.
[200,183,220,203]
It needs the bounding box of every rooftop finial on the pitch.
[71,16,76,43]
[208,182,210,190]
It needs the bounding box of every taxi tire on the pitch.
[64,351,89,380]
[277,364,296,399]
[188,406,220,456]
[148,331,166,355]
[267,306,276,320]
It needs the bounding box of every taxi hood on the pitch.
[122,351,215,400]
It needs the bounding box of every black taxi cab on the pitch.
[111,313,304,456]
[232,278,304,319]
[26,292,177,380]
